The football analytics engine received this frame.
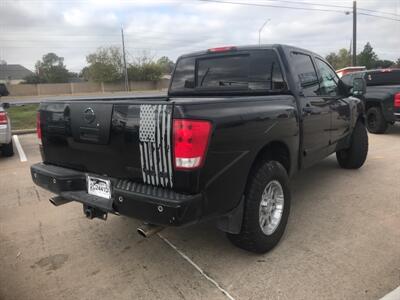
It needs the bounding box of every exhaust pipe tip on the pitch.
[49,196,71,207]
[137,223,164,238]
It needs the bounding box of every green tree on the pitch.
[85,47,123,82]
[127,53,164,81]
[394,58,400,68]
[24,74,43,84]
[25,53,70,83]
[325,48,351,70]
[357,42,378,69]
[127,62,163,81]
[157,56,175,74]
[372,59,395,69]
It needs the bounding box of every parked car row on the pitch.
[341,69,400,134]
[0,102,13,157]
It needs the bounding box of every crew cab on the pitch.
[31,45,368,253]
[342,69,400,133]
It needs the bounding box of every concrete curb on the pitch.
[12,129,36,135]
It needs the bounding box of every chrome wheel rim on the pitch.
[259,180,284,235]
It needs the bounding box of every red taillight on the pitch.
[36,112,42,140]
[208,46,236,53]
[395,93,400,109]
[0,112,8,125]
[173,119,212,170]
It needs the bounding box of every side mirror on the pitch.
[352,78,366,96]
[1,102,10,109]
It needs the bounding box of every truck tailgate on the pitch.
[39,99,174,188]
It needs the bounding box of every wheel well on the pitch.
[252,141,291,175]
[365,101,381,112]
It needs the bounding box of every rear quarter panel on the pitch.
[365,85,400,122]
[172,95,299,217]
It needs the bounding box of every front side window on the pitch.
[315,58,339,96]
[291,52,319,96]
[170,49,286,95]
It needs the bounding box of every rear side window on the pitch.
[170,57,195,91]
[291,52,319,96]
[170,49,286,94]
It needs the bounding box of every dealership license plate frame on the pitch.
[87,175,111,199]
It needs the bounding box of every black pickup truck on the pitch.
[342,69,400,133]
[31,45,368,253]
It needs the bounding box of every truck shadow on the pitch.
[385,123,400,135]
[133,155,348,256]
[86,155,372,299]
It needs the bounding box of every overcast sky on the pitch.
[0,0,399,72]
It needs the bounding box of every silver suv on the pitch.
[0,103,13,157]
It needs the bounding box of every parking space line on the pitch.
[158,233,235,300]
[380,286,400,300]
[12,135,27,162]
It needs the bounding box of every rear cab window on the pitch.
[170,49,287,95]
[365,70,400,86]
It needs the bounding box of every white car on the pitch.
[0,103,13,157]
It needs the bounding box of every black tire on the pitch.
[336,121,368,169]
[1,140,14,157]
[226,161,291,253]
[366,106,388,134]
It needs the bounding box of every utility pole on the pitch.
[258,19,271,46]
[352,1,357,66]
[121,24,129,91]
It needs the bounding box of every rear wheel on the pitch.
[366,106,388,134]
[226,161,291,253]
[336,120,368,169]
[1,140,14,157]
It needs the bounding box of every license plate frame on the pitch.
[87,175,111,199]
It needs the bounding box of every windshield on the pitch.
[170,49,287,95]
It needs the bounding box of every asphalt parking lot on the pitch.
[1,127,399,300]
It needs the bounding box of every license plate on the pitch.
[87,176,111,199]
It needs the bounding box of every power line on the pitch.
[196,0,400,21]
[358,12,400,22]
[260,0,400,18]
[196,0,349,14]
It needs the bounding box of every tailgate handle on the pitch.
[79,126,100,142]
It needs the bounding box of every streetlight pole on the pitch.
[258,19,271,46]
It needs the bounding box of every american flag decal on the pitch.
[139,104,173,188]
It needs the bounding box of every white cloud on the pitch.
[0,0,399,72]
